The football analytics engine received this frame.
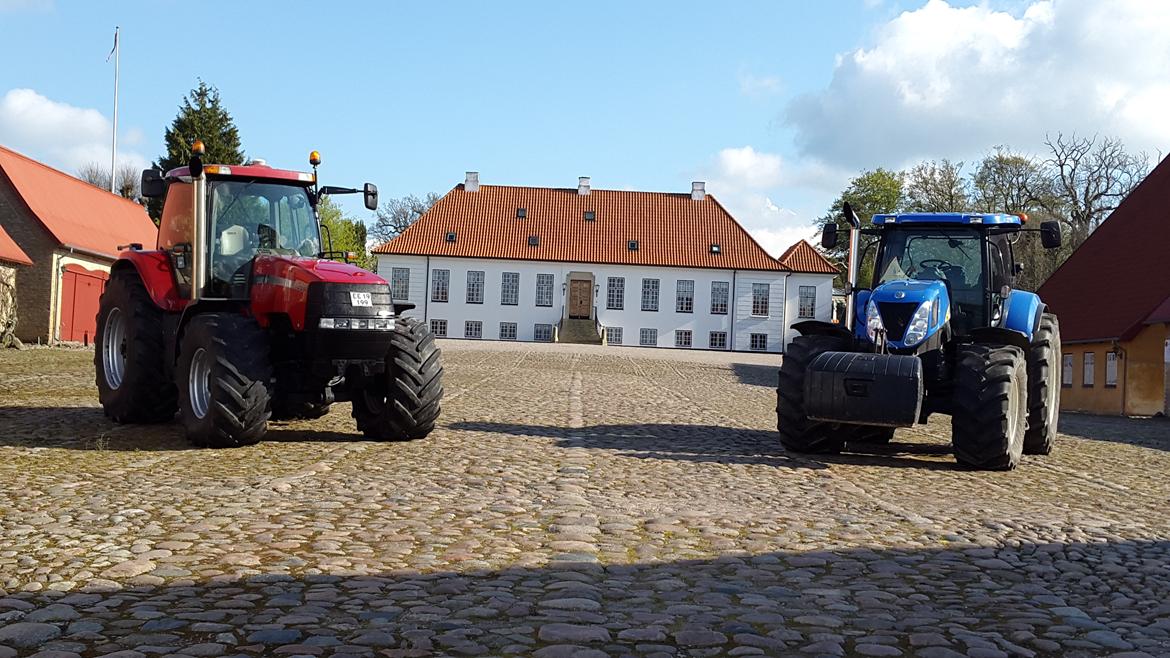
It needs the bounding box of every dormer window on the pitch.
[584,210,595,221]
[628,240,639,251]
[710,243,721,254]
[528,235,539,247]
[445,231,456,243]
[516,208,527,219]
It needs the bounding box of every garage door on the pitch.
[59,264,108,344]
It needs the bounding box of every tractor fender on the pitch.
[112,250,187,313]
[969,326,1030,353]
[1002,290,1042,342]
[791,319,854,343]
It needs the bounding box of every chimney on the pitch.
[465,171,480,192]
[691,181,706,201]
[578,176,591,195]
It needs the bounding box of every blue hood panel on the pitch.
[861,279,951,349]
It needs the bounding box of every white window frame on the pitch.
[750,333,768,351]
[676,280,694,313]
[500,272,519,306]
[674,330,692,348]
[605,326,623,345]
[466,271,485,304]
[1105,352,1118,387]
[499,322,517,341]
[1061,354,1073,387]
[710,281,729,315]
[751,283,770,317]
[639,328,657,346]
[535,274,554,307]
[709,331,727,350]
[607,277,625,310]
[431,269,450,303]
[390,267,410,301]
[1082,352,1095,387]
[464,320,483,339]
[641,278,659,312]
[430,319,447,337]
[798,285,816,319]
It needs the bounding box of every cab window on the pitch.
[157,182,193,250]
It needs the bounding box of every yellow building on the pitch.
[1039,157,1170,417]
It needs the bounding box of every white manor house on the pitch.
[373,173,837,352]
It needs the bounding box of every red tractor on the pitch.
[94,143,443,447]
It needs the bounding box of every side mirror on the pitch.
[141,169,165,198]
[1040,221,1062,249]
[821,223,839,249]
[364,183,379,211]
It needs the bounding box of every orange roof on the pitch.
[374,184,789,271]
[0,224,31,266]
[777,239,838,274]
[0,144,157,260]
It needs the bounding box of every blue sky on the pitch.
[2,0,1167,253]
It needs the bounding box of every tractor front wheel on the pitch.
[951,343,1027,470]
[777,334,851,454]
[1024,313,1060,455]
[351,317,443,441]
[94,268,177,423]
[177,314,273,448]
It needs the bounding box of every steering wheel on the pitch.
[918,259,953,270]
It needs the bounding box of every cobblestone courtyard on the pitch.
[1,342,1169,658]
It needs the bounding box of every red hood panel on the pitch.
[253,255,386,286]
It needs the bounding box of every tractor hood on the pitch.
[253,255,388,287]
[865,279,951,350]
[251,255,390,331]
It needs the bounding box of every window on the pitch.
[675,330,692,348]
[605,327,623,345]
[534,323,553,342]
[390,267,410,301]
[607,277,625,310]
[1106,352,1118,387]
[584,210,595,221]
[709,243,721,254]
[464,320,482,339]
[710,281,729,315]
[752,283,770,317]
[1062,354,1073,387]
[466,271,484,304]
[628,240,639,251]
[499,322,517,340]
[501,272,519,305]
[798,285,816,319]
[445,231,456,243]
[516,208,527,218]
[750,333,768,351]
[431,269,450,302]
[676,280,694,313]
[709,331,727,350]
[430,319,447,337]
[528,235,539,247]
[639,328,658,346]
[1082,352,1095,387]
[641,278,659,311]
[535,274,554,307]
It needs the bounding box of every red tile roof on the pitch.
[778,239,839,275]
[1143,294,1170,326]
[0,144,157,260]
[1038,155,1170,342]
[374,184,790,271]
[0,224,31,266]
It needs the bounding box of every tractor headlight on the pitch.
[903,299,937,346]
[865,299,884,341]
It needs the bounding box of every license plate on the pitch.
[350,292,373,307]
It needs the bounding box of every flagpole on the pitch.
[109,26,119,194]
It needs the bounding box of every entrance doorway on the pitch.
[568,279,592,319]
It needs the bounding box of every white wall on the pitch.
[376,255,832,352]
[782,274,835,348]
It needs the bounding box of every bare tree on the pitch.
[1042,133,1148,244]
[369,193,441,246]
[75,162,142,201]
[970,147,1052,214]
[903,159,970,212]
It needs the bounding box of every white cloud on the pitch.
[738,72,783,97]
[0,88,148,175]
[786,0,1170,169]
[0,0,52,10]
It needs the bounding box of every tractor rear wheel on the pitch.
[777,334,851,454]
[94,268,177,423]
[1024,313,1060,455]
[951,343,1027,470]
[177,314,273,448]
[352,317,443,441]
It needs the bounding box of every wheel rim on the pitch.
[102,308,127,390]
[189,348,211,419]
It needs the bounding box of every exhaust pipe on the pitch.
[842,202,862,330]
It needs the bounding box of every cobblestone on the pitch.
[1,342,1170,656]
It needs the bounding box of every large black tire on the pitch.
[94,268,178,423]
[951,344,1028,470]
[177,314,273,448]
[1024,313,1060,455]
[352,317,443,441]
[777,334,851,454]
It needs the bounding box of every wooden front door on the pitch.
[568,279,591,319]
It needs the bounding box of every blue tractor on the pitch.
[777,204,1064,470]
